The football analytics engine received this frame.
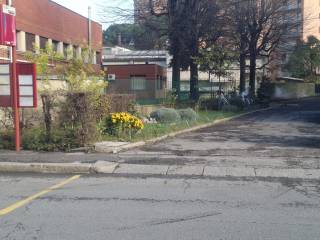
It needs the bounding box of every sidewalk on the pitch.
[1,160,320,180]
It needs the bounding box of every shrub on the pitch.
[198,98,219,111]
[221,104,240,112]
[228,96,245,110]
[102,112,144,139]
[107,94,136,113]
[58,92,99,145]
[0,108,13,130]
[0,131,15,150]
[163,90,178,108]
[178,108,198,122]
[21,127,80,152]
[150,108,181,123]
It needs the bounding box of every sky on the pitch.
[52,0,133,29]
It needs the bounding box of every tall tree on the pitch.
[196,43,235,97]
[228,0,296,96]
[245,0,293,96]
[285,36,320,79]
[148,0,222,101]
[226,0,249,94]
[103,24,139,47]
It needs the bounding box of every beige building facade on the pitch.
[301,0,320,41]
[272,0,320,79]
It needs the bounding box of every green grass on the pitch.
[100,110,241,143]
[0,111,242,151]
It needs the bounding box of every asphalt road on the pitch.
[112,98,320,169]
[1,98,320,239]
[1,174,320,240]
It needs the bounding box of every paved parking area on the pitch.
[114,98,320,169]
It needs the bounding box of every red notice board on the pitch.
[0,63,37,108]
[17,63,37,108]
[0,5,16,46]
[0,64,11,107]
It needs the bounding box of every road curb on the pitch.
[0,162,93,174]
[94,106,274,154]
[2,161,320,180]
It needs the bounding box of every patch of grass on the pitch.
[101,110,241,143]
[0,111,242,151]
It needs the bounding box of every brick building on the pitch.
[0,0,103,88]
[105,64,167,101]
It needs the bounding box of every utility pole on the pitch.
[7,0,20,151]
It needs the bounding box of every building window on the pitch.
[73,46,77,58]
[96,51,101,64]
[40,36,48,50]
[26,33,35,52]
[63,43,69,58]
[156,76,163,90]
[52,40,59,52]
[131,76,146,90]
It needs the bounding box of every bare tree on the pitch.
[147,0,222,101]
[228,0,301,96]
[226,0,249,94]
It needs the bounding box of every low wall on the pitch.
[271,82,316,100]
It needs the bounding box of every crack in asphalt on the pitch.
[116,211,222,231]
[149,211,222,226]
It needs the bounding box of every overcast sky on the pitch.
[52,0,133,29]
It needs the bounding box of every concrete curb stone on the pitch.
[255,168,320,180]
[114,164,169,175]
[1,161,320,180]
[92,161,119,174]
[167,165,205,176]
[0,162,92,174]
[203,166,256,178]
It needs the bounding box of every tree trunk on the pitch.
[239,35,247,94]
[249,48,257,97]
[240,53,246,94]
[41,94,52,142]
[239,53,246,94]
[172,50,181,98]
[190,59,199,101]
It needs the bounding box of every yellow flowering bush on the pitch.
[111,112,144,130]
[103,112,144,139]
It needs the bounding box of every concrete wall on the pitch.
[271,82,316,100]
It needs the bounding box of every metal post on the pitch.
[8,0,20,152]
[11,45,20,152]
